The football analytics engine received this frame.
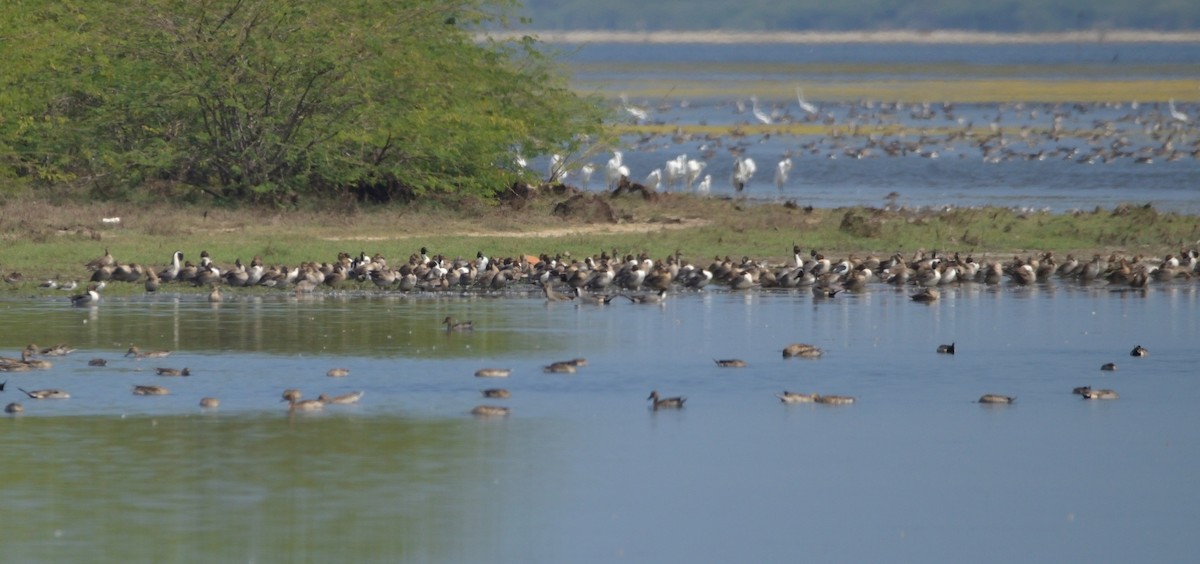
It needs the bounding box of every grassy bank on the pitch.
[0,192,1195,294]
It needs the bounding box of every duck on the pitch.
[543,362,577,374]
[647,390,686,410]
[318,391,364,405]
[978,394,1015,404]
[714,359,747,368]
[815,395,856,405]
[88,358,108,367]
[208,284,223,303]
[481,388,511,399]
[776,391,817,403]
[132,385,170,396]
[17,387,70,399]
[1079,388,1119,400]
[573,287,617,305]
[38,344,75,356]
[126,345,171,359]
[1129,345,1148,357]
[69,284,101,306]
[623,289,668,305]
[443,316,474,332]
[937,342,956,354]
[471,405,511,417]
[5,402,23,414]
[1100,362,1117,371]
[326,368,350,378]
[782,343,823,358]
[910,287,940,302]
[281,389,324,411]
[19,348,53,370]
[474,368,511,378]
[542,283,574,302]
[199,397,220,409]
[156,367,190,377]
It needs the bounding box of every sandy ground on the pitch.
[482,29,1200,44]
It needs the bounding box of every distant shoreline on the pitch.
[483,29,1200,44]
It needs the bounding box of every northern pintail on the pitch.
[542,283,574,302]
[132,385,169,396]
[910,287,940,303]
[475,368,512,378]
[481,388,511,399]
[714,359,747,367]
[1129,345,1148,357]
[18,387,70,399]
[1100,363,1117,371]
[471,405,511,417]
[647,390,686,410]
[199,397,220,409]
[318,391,364,405]
[543,362,577,374]
[937,342,956,354]
[782,343,823,358]
[623,289,668,305]
[978,394,1015,404]
[126,345,171,359]
[776,391,817,403]
[281,389,324,411]
[326,368,350,378]
[88,358,107,367]
[5,402,23,414]
[70,284,101,307]
[444,316,474,332]
[156,367,190,377]
[573,287,617,305]
[1075,386,1119,400]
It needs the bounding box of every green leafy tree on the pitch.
[0,0,605,205]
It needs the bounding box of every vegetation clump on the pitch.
[0,0,605,206]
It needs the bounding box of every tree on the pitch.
[0,0,606,205]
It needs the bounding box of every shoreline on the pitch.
[482,29,1200,45]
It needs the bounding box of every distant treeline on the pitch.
[516,0,1200,32]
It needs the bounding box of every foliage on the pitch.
[0,0,606,205]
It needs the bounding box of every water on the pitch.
[539,41,1200,213]
[1,282,1198,562]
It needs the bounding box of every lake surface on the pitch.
[2,281,1198,562]
[540,41,1200,213]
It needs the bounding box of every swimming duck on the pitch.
[1100,363,1117,371]
[126,345,171,359]
[714,359,747,368]
[978,394,1015,404]
[155,367,190,377]
[475,368,511,378]
[623,289,668,305]
[910,287,940,303]
[481,388,511,399]
[70,284,101,307]
[37,343,75,356]
[318,391,364,405]
[1080,388,1119,400]
[558,358,588,367]
[132,385,169,396]
[208,284,223,303]
[647,390,686,410]
[937,342,956,354]
[18,387,70,399]
[88,358,107,367]
[326,368,350,378]
[471,405,511,417]
[5,402,23,414]
[776,391,818,403]
[815,395,855,405]
[19,349,53,370]
[1129,345,1148,357]
[782,343,823,358]
[443,316,474,332]
[281,389,323,411]
[543,362,577,374]
[542,283,574,302]
[199,397,220,408]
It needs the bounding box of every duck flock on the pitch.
[2,243,1189,416]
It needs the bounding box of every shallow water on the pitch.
[2,282,1198,562]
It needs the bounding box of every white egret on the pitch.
[697,174,712,195]
[663,154,687,190]
[732,156,757,192]
[796,87,818,116]
[620,93,648,122]
[685,159,707,190]
[1168,98,1189,123]
[605,151,625,190]
[750,96,772,125]
[579,163,595,189]
[774,158,793,189]
[548,154,567,183]
[645,169,662,192]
